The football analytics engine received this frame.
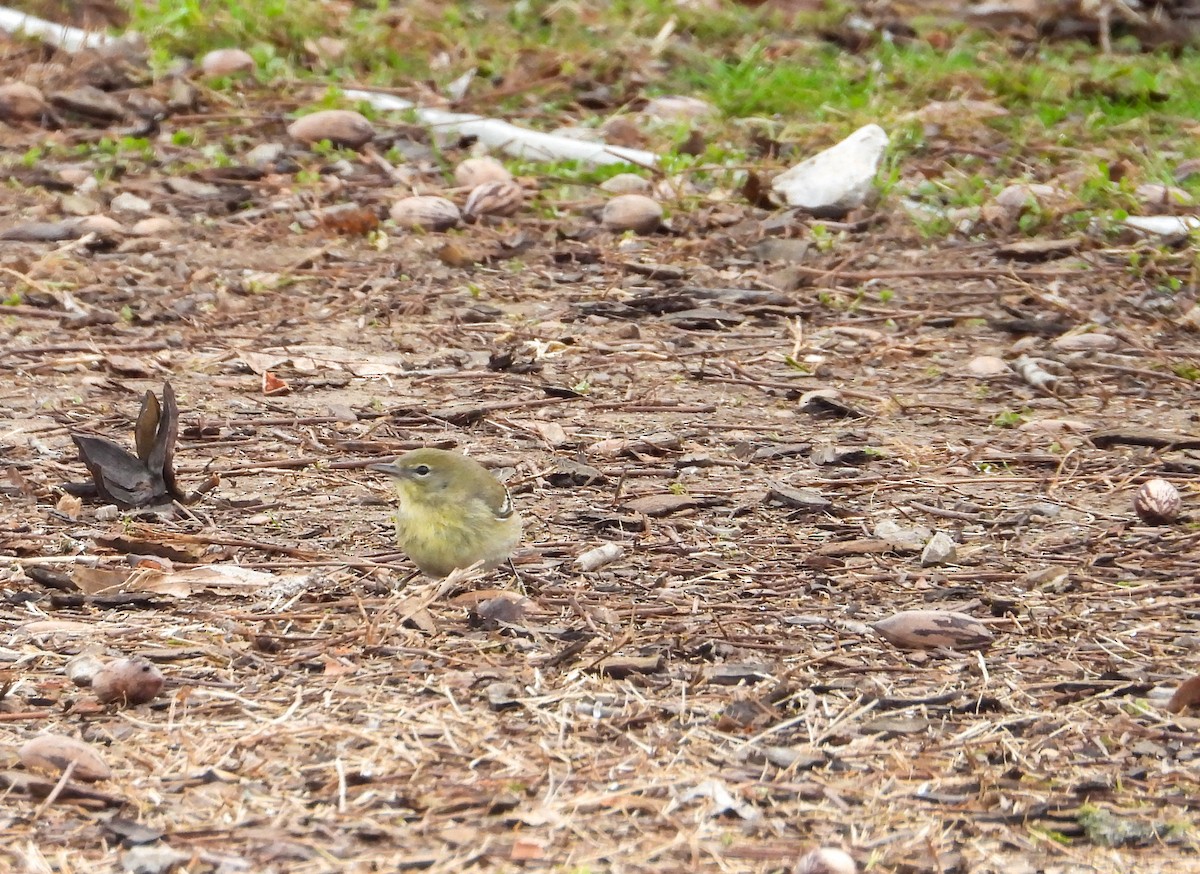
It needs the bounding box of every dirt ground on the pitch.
[3,22,1200,874]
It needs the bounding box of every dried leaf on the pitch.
[71,566,131,595]
[70,433,161,506]
[134,389,160,464]
[1166,675,1200,713]
[69,382,197,507]
[55,492,82,520]
[125,565,283,597]
[262,371,290,395]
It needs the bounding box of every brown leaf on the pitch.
[510,839,546,861]
[133,389,160,465]
[55,492,82,520]
[588,431,682,458]
[151,382,184,502]
[872,610,994,651]
[106,355,153,376]
[1166,675,1200,713]
[71,566,131,595]
[70,433,161,506]
[69,382,196,507]
[262,371,291,395]
[741,169,775,209]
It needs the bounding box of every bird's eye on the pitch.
[413,464,432,477]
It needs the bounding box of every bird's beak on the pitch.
[368,462,403,478]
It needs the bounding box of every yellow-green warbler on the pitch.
[369,448,522,578]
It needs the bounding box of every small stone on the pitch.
[1134,183,1192,209]
[72,215,124,236]
[129,217,178,236]
[771,124,888,216]
[463,180,523,220]
[599,173,652,195]
[287,109,374,149]
[795,847,857,874]
[920,531,958,567]
[110,192,152,215]
[601,194,663,234]
[50,85,126,121]
[65,653,106,687]
[873,520,929,552]
[200,48,256,77]
[0,82,48,120]
[1051,332,1118,352]
[245,142,285,167]
[965,355,1009,378]
[454,156,511,188]
[59,194,102,216]
[994,183,1070,211]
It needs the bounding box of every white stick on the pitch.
[343,89,658,167]
[0,7,105,52]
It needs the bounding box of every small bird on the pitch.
[368,448,522,578]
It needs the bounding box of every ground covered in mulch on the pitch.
[3,11,1200,874]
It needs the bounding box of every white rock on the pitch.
[771,124,888,215]
[920,531,957,567]
[994,183,1068,210]
[110,192,151,215]
[965,355,1009,378]
[287,109,374,149]
[795,847,857,874]
[1051,332,1118,352]
[455,156,511,188]
[1134,183,1193,207]
[245,142,285,167]
[200,48,255,77]
[600,173,652,195]
[874,520,929,552]
[130,216,178,236]
[0,81,48,120]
